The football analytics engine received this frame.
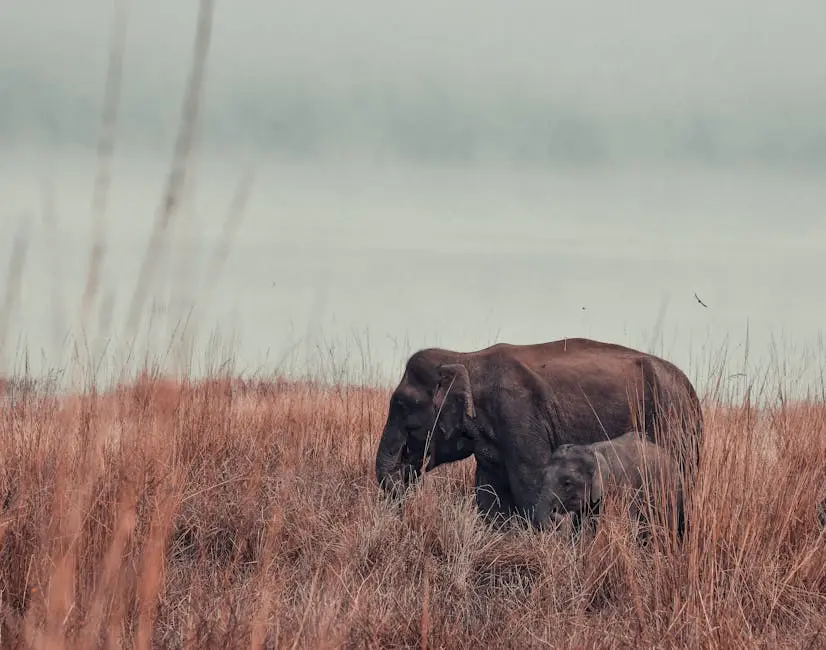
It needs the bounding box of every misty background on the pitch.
[1,1,825,394]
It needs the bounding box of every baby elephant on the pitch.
[534,431,684,541]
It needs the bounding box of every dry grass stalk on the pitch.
[80,0,129,339]
[40,179,68,360]
[123,0,214,355]
[0,221,30,370]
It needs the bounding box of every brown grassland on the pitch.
[0,372,825,649]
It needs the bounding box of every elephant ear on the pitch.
[434,363,476,419]
[590,450,610,505]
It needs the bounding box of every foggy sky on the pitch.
[2,1,826,162]
[2,1,826,388]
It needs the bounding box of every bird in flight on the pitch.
[694,292,709,308]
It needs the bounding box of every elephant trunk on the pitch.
[375,424,417,497]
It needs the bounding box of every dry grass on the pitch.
[0,370,824,649]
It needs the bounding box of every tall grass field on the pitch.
[0,373,825,648]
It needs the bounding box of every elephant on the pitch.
[532,431,685,540]
[374,337,703,526]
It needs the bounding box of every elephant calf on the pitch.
[534,431,684,540]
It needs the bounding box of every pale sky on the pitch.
[2,0,825,157]
[2,1,825,106]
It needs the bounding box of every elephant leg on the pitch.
[474,465,516,526]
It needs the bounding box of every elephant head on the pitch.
[534,444,609,528]
[375,352,477,498]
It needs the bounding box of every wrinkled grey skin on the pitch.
[374,338,703,526]
[533,431,685,540]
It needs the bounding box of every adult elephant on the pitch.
[374,338,703,526]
